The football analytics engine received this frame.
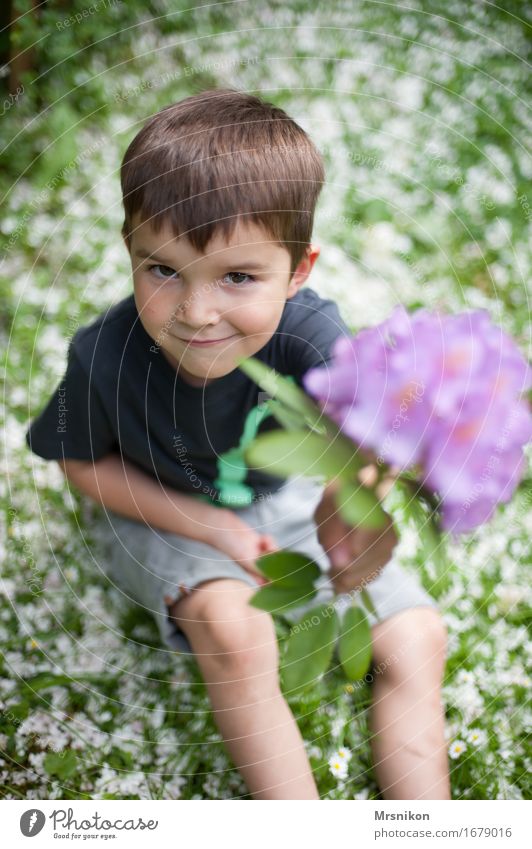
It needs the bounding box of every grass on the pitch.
[1,0,530,799]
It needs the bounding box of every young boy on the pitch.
[26,88,450,800]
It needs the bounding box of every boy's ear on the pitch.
[287,243,320,298]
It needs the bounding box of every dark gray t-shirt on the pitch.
[25,287,351,507]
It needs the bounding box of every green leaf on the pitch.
[337,480,389,528]
[23,673,75,691]
[239,358,351,441]
[264,398,306,431]
[44,750,78,781]
[281,604,339,693]
[238,357,324,428]
[1,702,30,723]
[249,582,317,613]
[255,551,322,586]
[338,605,373,681]
[244,429,364,483]
[420,514,451,595]
[108,747,135,770]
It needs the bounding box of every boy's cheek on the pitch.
[134,287,173,326]
[234,302,285,336]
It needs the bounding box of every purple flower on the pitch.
[303,306,531,534]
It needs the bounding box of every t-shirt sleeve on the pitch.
[281,291,352,386]
[25,341,117,462]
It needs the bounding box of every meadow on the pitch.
[1,0,530,799]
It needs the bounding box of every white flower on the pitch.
[330,716,345,737]
[306,745,321,760]
[395,525,418,559]
[118,772,149,797]
[337,746,352,762]
[165,775,186,799]
[497,779,523,800]
[0,579,16,599]
[28,751,46,772]
[328,754,348,780]
[466,728,487,747]
[449,739,467,759]
[448,682,484,721]
[94,764,148,797]
[455,669,476,685]
[495,584,527,613]
[353,787,370,800]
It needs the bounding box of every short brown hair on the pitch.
[120,88,325,274]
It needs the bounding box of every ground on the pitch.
[1,0,530,800]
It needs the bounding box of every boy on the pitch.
[26,88,450,800]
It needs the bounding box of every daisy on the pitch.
[456,669,475,685]
[337,746,352,762]
[449,739,467,759]
[466,728,487,747]
[328,754,348,780]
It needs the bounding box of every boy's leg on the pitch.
[170,578,319,800]
[368,606,451,799]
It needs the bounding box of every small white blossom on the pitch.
[306,745,322,760]
[449,739,467,759]
[330,716,345,737]
[466,728,487,747]
[328,754,348,780]
[353,787,370,800]
[455,669,476,685]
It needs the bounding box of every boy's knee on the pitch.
[202,612,279,679]
[415,609,448,664]
[172,579,279,677]
[372,607,448,688]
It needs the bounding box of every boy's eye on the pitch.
[149,264,178,279]
[147,265,255,285]
[224,272,255,286]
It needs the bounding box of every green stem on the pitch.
[359,588,379,621]
[397,472,441,514]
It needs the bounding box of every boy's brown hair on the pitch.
[120,88,325,274]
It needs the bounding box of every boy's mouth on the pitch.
[177,334,238,347]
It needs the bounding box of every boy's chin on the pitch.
[161,347,232,381]
[177,361,236,386]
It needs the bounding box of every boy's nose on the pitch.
[175,287,221,328]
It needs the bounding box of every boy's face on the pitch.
[126,216,319,386]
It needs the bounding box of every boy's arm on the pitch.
[57,453,274,580]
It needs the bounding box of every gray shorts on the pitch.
[93,475,438,654]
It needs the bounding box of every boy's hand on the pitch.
[213,511,279,584]
[314,474,398,595]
